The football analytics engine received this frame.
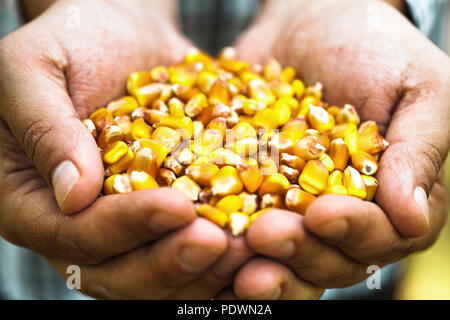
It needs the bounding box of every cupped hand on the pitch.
[230,0,450,299]
[0,0,252,299]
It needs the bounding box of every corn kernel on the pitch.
[196,204,228,227]
[164,156,184,176]
[282,117,308,140]
[263,59,282,81]
[259,173,290,196]
[209,76,230,105]
[229,212,250,236]
[281,67,296,83]
[168,98,185,117]
[308,105,335,133]
[260,193,284,209]
[294,136,325,161]
[134,83,165,107]
[211,166,243,196]
[157,116,193,139]
[82,119,97,139]
[336,104,360,125]
[109,149,134,174]
[127,71,151,95]
[89,108,114,131]
[280,153,306,171]
[130,171,159,190]
[318,153,335,172]
[185,93,207,117]
[186,163,219,186]
[248,78,276,105]
[216,195,244,214]
[131,119,153,140]
[152,126,182,153]
[320,185,348,196]
[127,147,158,177]
[328,170,344,186]
[172,175,201,201]
[298,160,329,195]
[239,192,258,215]
[156,168,177,186]
[285,188,316,215]
[107,96,139,117]
[103,141,128,164]
[328,138,349,171]
[252,108,279,130]
[357,132,389,155]
[292,79,306,100]
[243,99,266,116]
[351,150,379,175]
[361,175,378,201]
[343,166,367,200]
[138,139,169,167]
[209,148,243,167]
[358,120,379,135]
[150,66,169,83]
[97,125,123,149]
[270,100,292,125]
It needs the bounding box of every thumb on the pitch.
[376,82,450,238]
[0,59,103,214]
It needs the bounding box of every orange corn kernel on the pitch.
[107,96,139,117]
[211,166,244,196]
[97,125,123,149]
[285,188,316,215]
[137,139,169,167]
[357,132,389,155]
[237,163,264,193]
[156,168,177,186]
[168,97,185,117]
[280,153,306,172]
[185,93,207,117]
[358,120,379,135]
[263,58,282,81]
[186,163,219,186]
[252,108,279,130]
[127,147,158,177]
[351,150,379,175]
[258,173,290,196]
[89,108,114,131]
[134,83,165,107]
[164,156,185,177]
[209,76,230,105]
[308,105,335,133]
[196,204,228,227]
[260,193,284,209]
[336,104,360,125]
[294,136,326,161]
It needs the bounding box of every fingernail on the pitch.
[262,286,281,300]
[52,160,79,209]
[263,240,296,259]
[414,186,429,225]
[314,219,348,241]
[180,246,221,273]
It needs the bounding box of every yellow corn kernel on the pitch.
[330,122,358,140]
[195,103,231,125]
[292,79,306,100]
[244,157,259,168]
[248,78,276,105]
[157,116,193,139]
[97,125,123,149]
[318,153,335,172]
[344,130,359,155]
[361,175,378,201]
[239,70,261,84]
[89,108,114,131]
[134,83,165,107]
[152,99,169,113]
[294,136,325,161]
[358,120,379,135]
[270,100,291,125]
[169,66,197,87]
[127,71,151,95]
[184,47,214,65]
[208,77,230,105]
[111,174,133,194]
[211,166,243,196]
[285,188,316,215]
[103,141,128,164]
[351,150,379,175]
[143,110,167,125]
[196,204,228,228]
[280,153,306,172]
[263,58,282,81]
[114,116,133,142]
[216,195,244,214]
[207,117,227,138]
[336,104,360,125]
[198,71,218,94]
[258,154,279,177]
[298,160,329,195]
[138,139,168,167]
[297,96,317,117]
[305,82,323,100]
[232,122,257,141]
[127,147,157,177]
[357,132,389,155]
[320,185,348,196]
[109,149,134,174]
[82,119,97,139]
[150,65,169,83]
[172,175,201,201]
[168,98,185,117]
[328,170,344,186]
[129,171,159,190]
[193,121,204,140]
[131,119,153,140]
[242,99,266,116]
[270,80,294,99]
[278,96,300,118]
[156,168,177,186]
[281,66,296,83]
[251,108,279,130]
[260,193,284,209]
[343,166,367,200]
[219,58,250,73]
[186,163,219,186]
[209,148,243,167]
[239,192,258,215]
[172,146,195,165]
[282,117,309,140]
[236,163,264,193]
[228,212,250,236]
[172,84,198,102]
[185,93,207,117]
[164,156,185,176]
[107,96,139,117]
[308,105,335,133]
[328,138,349,171]
[193,129,224,156]
[103,174,119,195]
[258,173,290,196]
[226,137,259,158]
[152,126,182,153]
[269,132,295,155]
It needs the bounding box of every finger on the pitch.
[234,258,324,300]
[52,218,228,299]
[0,36,103,213]
[247,209,366,287]
[0,173,196,264]
[166,232,254,299]
[376,55,450,237]
[304,177,448,265]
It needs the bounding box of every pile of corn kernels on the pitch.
[82,47,388,236]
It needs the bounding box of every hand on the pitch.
[0,0,250,299]
[230,0,450,299]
